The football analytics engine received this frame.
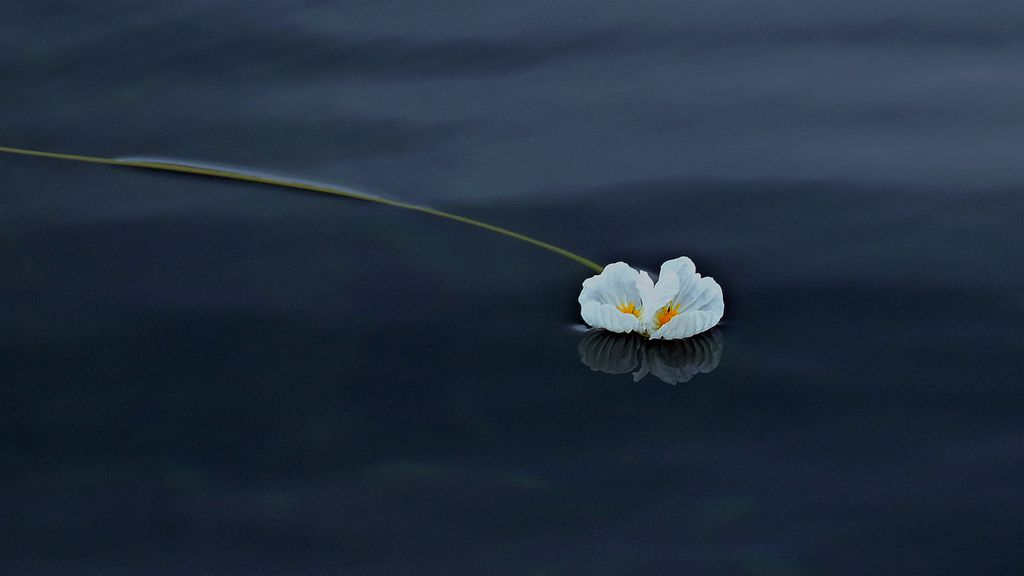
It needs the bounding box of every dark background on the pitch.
[2,1,1022,574]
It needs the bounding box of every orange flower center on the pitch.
[656,302,682,327]
[616,301,641,318]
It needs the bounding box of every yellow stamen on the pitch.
[655,302,682,327]
[617,301,642,318]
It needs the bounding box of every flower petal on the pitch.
[660,256,699,308]
[581,301,642,334]
[650,276,724,339]
[638,270,679,327]
[578,262,642,308]
[579,262,646,332]
[659,256,696,280]
[675,274,724,313]
[649,308,722,340]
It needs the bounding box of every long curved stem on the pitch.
[0,146,604,273]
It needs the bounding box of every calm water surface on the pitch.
[2,1,1022,575]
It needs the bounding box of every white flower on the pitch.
[578,257,724,339]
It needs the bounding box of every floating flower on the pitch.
[578,257,724,339]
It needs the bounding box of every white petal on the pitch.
[659,256,696,280]
[650,258,725,340]
[650,276,724,339]
[661,256,698,305]
[675,275,724,313]
[638,270,679,328]
[581,301,642,333]
[578,262,642,308]
[649,308,723,340]
[636,269,654,291]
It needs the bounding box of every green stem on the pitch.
[0,146,604,273]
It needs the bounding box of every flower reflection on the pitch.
[578,328,723,384]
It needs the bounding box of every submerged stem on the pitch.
[0,146,604,273]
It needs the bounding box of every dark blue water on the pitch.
[2,2,1022,574]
